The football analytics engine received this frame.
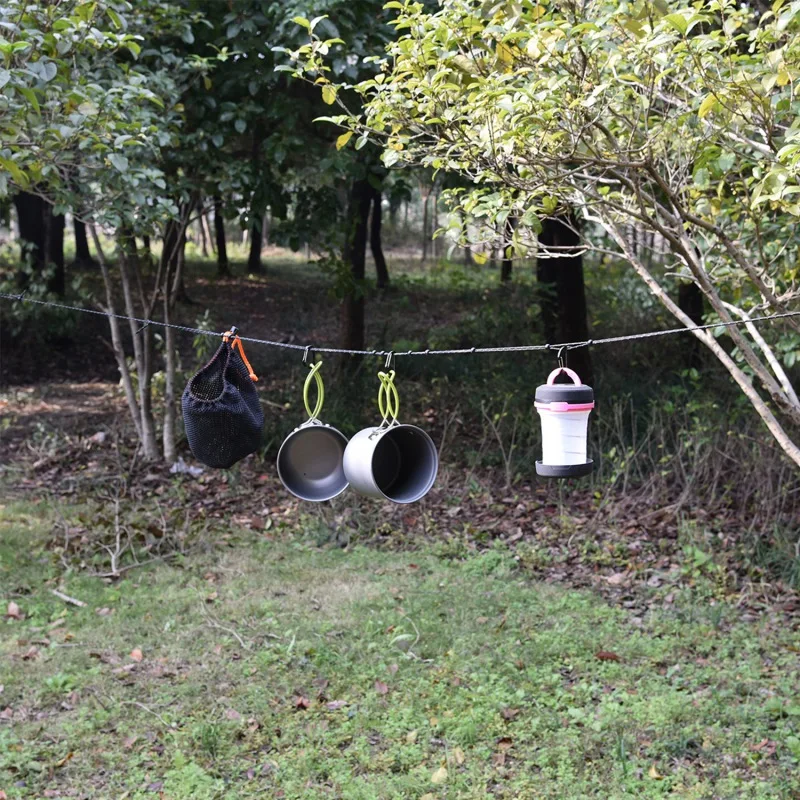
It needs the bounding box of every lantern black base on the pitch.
[536,460,593,478]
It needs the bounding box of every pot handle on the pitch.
[547,367,582,386]
[303,361,325,421]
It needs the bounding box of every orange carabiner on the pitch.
[223,329,258,382]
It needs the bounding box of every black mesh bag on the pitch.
[182,335,264,469]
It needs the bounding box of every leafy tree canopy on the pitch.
[287,0,800,466]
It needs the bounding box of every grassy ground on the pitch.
[2,501,799,799]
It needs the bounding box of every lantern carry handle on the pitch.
[547,367,582,386]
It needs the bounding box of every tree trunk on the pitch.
[91,225,147,452]
[214,195,229,276]
[537,213,593,385]
[678,281,705,367]
[48,211,65,296]
[261,209,270,248]
[12,192,63,295]
[72,217,95,268]
[13,191,46,282]
[162,270,178,466]
[500,217,514,282]
[163,205,195,462]
[202,208,215,255]
[341,178,372,352]
[421,189,430,262]
[432,188,440,259]
[139,235,153,271]
[370,189,390,289]
[197,211,209,257]
[119,233,159,460]
[247,208,263,274]
[163,206,193,305]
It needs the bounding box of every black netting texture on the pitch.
[181,341,264,468]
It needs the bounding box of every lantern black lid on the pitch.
[535,368,594,405]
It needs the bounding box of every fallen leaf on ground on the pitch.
[225,708,242,721]
[325,700,347,711]
[293,695,310,710]
[21,646,39,660]
[452,746,465,765]
[751,739,777,756]
[406,729,418,743]
[497,736,513,751]
[129,648,143,662]
[431,766,448,784]
[648,764,663,779]
[96,607,113,616]
[605,572,627,586]
[6,602,21,619]
[501,707,520,720]
[596,651,621,662]
[374,680,389,695]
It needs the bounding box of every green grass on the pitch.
[2,502,800,799]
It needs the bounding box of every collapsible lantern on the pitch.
[535,366,594,478]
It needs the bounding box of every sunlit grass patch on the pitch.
[1,502,799,799]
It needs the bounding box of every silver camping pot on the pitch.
[343,366,438,504]
[277,358,349,502]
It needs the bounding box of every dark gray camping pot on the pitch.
[276,359,349,502]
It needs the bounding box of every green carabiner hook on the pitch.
[303,360,325,421]
[377,369,400,425]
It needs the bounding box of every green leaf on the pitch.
[664,13,688,35]
[473,250,488,265]
[234,118,247,133]
[107,8,123,30]
[292,16,311,29]
[0,156,27,187]
[19,87,40,116]
[698,94,716,119]
[0,69,9,90]
[382,148,400,167]
[109,154,128,172]
[321,85,337,105]
[336,131,354,150]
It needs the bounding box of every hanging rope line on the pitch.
[1,290,799,358]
